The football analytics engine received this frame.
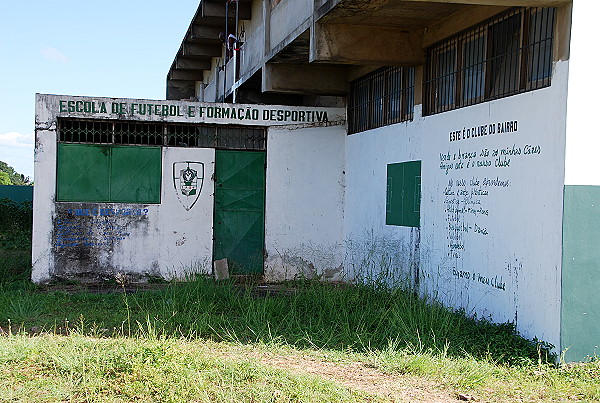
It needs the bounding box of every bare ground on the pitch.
[219,347,465,402]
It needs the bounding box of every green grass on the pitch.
[1,223,599,401]
[1,278,599,401]
[0,335,370,402]
[0,275,549,366]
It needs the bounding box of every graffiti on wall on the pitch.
[50,203,154,281]
[173,161,204,211]
[439,119,543,292]
[53,206,148,249]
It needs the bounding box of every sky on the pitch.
[0,1,201,180]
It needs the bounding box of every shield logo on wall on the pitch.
[173,161,204,211]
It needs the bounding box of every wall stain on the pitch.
[51,202,152,283]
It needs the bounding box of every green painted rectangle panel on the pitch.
[56,144,161,203]
[386,163,404,226]
[213,210,265,273]
[217,150,266,189]
[386,160,421,227]
[215,188,265,212]
[110,146,162,203]
[561,185,600,362]
[214,150,266,275]
[57,143,110,202]
[402,160,421,228]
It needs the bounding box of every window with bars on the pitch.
[58,119,267,151]
[424,7,556,116]
[348,66,415,134]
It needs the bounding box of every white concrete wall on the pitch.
[32,139,215,282]
[265,124,346,281]
[344,113,422,286]
[31,99,57,283]
[158,148,215,278]
[344,61,569,349]
[32,94,345,283]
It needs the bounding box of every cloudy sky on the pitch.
[0,1,200,179]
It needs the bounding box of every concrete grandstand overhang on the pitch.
[166,0,570,100]
[167,0,252,99]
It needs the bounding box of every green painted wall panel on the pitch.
[402,160,421,228]
[213,210,265,274]
[56,144,161,203]
[110,146,162,203]
[386,163,403,225]
[562,185,600,362]
[215,188,265,212]
[386,160,421,227]
[57,144,110,202]
[214,150,266,275]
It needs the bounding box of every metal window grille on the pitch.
[58,119,266,151]
[424,7,555,116]
[166,124,215,148]
[114,122,164,146]
[348,66,415,134]
[58,119,113,144]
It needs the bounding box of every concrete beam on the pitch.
[423,5,509,48]
[190,25,222,43]
[310,23,424,65]
[175,58,212,71]
[166,80,196,100]
[262,63,348,95]
[202,1,251,20]
[192,16,237,27]
[183,43,222,58]
[169,69,205,81]
[315,0,344,21]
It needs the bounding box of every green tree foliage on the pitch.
[0,161,31,185]
[0,172,11,185]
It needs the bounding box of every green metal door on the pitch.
[213,150,266,274]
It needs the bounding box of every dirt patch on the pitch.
[37,282,170,294]
[259,353,458,402]
[221,348,461,402]
[36,281,300,297]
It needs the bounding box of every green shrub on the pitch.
[0,198,32,250]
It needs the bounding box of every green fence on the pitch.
[0,185,33,203]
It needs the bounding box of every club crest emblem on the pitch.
[173,161,204,211]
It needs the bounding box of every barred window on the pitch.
[424,7,555,116]
[58,119,266,151]
[348,66,414,134]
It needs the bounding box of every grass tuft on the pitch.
[1,207,599,401]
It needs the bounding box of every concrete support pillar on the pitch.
[263,0,271,55]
